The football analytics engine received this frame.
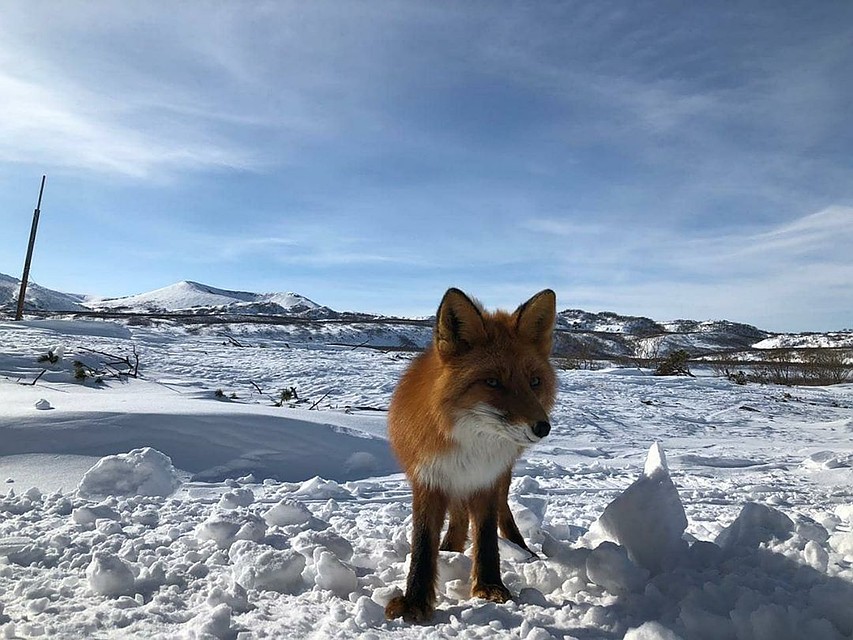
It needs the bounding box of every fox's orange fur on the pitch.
[385,288,557,622]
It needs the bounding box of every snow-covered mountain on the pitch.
[1,273,849,356]
[0,273,88,313]
[556,309,663,335]
[87,280,334,318]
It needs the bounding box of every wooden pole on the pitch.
[15,175,47,321]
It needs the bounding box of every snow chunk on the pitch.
[803,450,853,470]
[291,529,353,562]
[86,552,136,597]
[196,510,267,549]
[715,502,795,552]
[218,488,254,509]
[643,441,668,477]
[72,502,120,525]
[586,542,648,593]
[353,595,385,627]
[34,399,52,410]
[437,551,472,591]
[624,621,684,640]
[229,540,306,593]
[264,498,313,527]
[185,603,232,640]
[205,578,249,614]
[78,448,181,498]
[590,442,688,572]
[313,547,358,597]
[834,504,853,523]
[294,476,352,500]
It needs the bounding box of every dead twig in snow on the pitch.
[309,391,331,410]
[18,369,47,386]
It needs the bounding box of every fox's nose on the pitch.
[532,421,551,439]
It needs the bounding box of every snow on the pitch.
[0,273,87,313]
[77,447,181,498]
[588,442,689,573]
[0,318,851,638]
[86,552,136,597]
[88,280,325,316]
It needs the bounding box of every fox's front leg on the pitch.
[385,485,448,623]
[469,486,512,603]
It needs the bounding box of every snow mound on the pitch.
[295,476,352,499]
[72,501,120,525]
[312,547,358,597]
[291,529,354,562]
[77,448,181,498]
[586,541,649,593]
[229,540,306,593]
[218,487,254,509]
[589,442,688,572]
[264,498,313,527]
[184,603,233,640]
[624,621,684,640]
[715,502,795,552]
[196,509,267,549]
[803,450,853,470]
[86,552,135,597]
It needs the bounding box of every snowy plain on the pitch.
[0,318,852,639]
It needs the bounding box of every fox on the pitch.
[385,287,557,623]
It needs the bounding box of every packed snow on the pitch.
[0,318,852,639]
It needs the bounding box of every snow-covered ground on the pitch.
[1,319,852,639]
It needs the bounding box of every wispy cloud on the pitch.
[521,206,853,330]
[0,62,259,178]
[0,2,850,330]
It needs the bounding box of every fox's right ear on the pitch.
[514,289,556,357]
[435,288,486,358]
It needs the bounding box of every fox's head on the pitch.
[434,288,557,447]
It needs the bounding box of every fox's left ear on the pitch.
[514,289,556,356]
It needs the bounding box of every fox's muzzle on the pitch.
[532,420,551,439]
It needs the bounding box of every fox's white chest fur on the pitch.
[416,408,523,497]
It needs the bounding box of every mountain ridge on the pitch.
[86,280,333,318]
[1,273,849,356]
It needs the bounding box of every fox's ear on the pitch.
[435,288,486,358]
[514,289,556,356]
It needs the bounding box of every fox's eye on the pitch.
[530,376,541,388]
[484,378,500,388]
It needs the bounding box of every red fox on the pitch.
[385,288,557,622]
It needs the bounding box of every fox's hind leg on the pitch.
[439,501,469,552]
[497,470,538,558]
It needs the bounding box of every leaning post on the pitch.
[15,175,47,321]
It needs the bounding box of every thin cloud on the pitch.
[0,68,259,178]
[0,2,850,331]
[523,207,852,330]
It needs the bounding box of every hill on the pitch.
[1,273,849,358]
[87,280,335,318]
[0,273,88,314]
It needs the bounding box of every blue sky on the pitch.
[0,1,851,332]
